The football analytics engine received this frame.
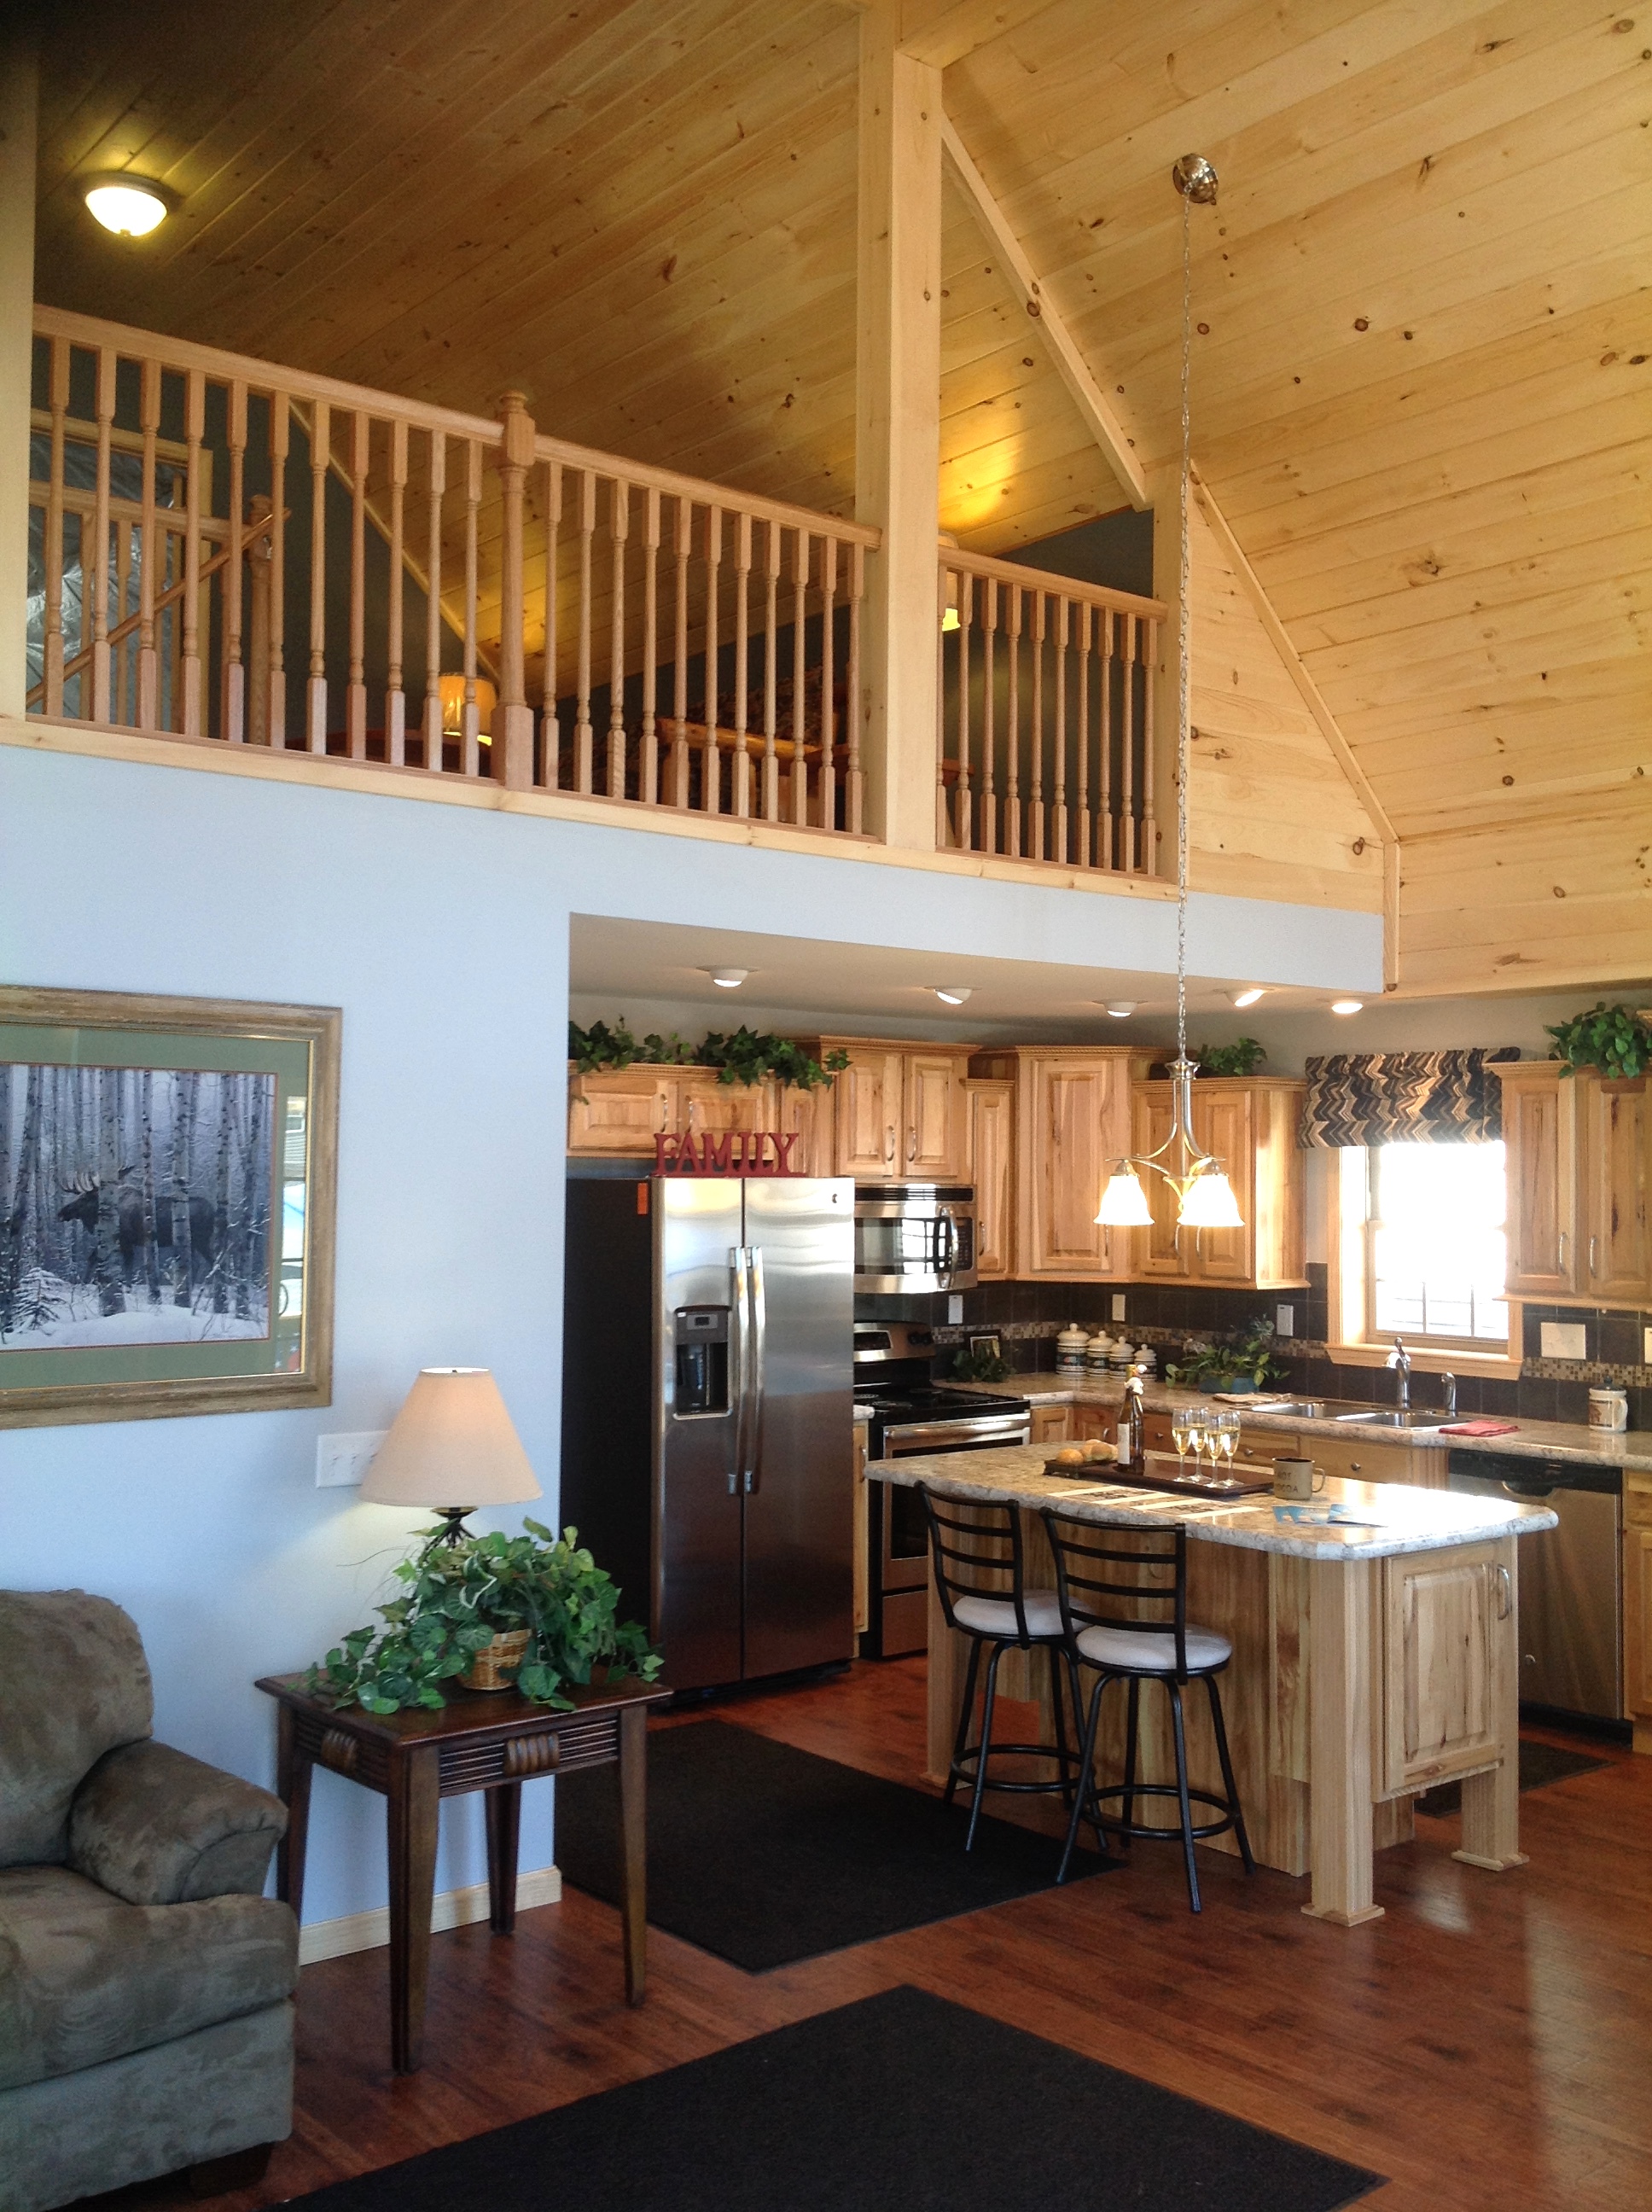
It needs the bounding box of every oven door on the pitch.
[854,1197,977,1293]
[875,1414,1032,1589]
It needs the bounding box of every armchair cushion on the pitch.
[0,1592,153,1868]
[0,1865,298,2093]
[69,1741,288,1906]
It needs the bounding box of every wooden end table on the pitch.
[256,1671,672,2073]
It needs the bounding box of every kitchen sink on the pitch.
[1331,1408,1447,1429]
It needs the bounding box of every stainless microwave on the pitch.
[853,1184,977,1293]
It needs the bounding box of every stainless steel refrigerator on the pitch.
[561,1173,855,1693]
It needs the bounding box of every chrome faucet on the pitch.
[1387,1336,1411,1412]
[1440,1371,1457,1420]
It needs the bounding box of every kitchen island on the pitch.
[874,1447,1556,1926]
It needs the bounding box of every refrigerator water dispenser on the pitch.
[673,1306,730,1416]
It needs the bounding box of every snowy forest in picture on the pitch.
[0,1063,276,1350]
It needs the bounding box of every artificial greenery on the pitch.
[952,1342,1011,1382]
[305,1521,660,1715]
[1544,1002,1652,1082]
[568,1018,848,1091]
[1166,1315,1287,1392]
[1190,1038,1265,1078]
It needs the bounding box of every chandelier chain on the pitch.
[1177,182,1192,1070]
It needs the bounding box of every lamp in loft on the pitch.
[1096,154,1243,1241]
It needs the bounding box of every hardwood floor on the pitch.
[97,1662,1652,2212]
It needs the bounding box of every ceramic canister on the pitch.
[1085,1331,1114,1374]
[1056,1323,1089,1375]
[1588,1387,1629,1433]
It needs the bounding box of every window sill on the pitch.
[1324,1342,1521,1380]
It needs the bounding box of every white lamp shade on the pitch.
[361,1367,542,1508]
[1096,1171,1153,1228]
[1178,1170,1243,1230]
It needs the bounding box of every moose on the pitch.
[58,1171,217,1288]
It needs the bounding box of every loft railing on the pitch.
[25,307,877,836]
[938,549,1165,876]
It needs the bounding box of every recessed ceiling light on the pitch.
[1101,1001,1137,1018]
[83,173,173,237]
[1229,987,1265,1009]
[1330,998,1364,1016]
[707,969,748,989]
[933,986,972,1006]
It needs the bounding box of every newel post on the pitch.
[492,391,536,790]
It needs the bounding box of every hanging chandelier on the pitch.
[1096,154,1242,1238]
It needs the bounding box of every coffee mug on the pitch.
[1272,1456,1325,1502]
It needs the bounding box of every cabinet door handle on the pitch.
[1557,1229,1568,1274]
[907,1124,917,1163]
[657,1093,669,1132]
[1349,1460,1361,1473]
[1495,1565,1513,1621]
[1589,1235,1598,1277]
[885,1124,896,1163]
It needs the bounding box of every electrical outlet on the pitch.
[1275,1304,1294,1338]
[1111,1294,1126,1321]
[946,1294,963,1324]
[316,1431,386,1488]
[1539,1322,1587,1362]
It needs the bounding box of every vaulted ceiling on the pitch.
[34,0,1651,888]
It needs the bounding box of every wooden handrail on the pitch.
[943,542,1165,620]
[532,430,880,550]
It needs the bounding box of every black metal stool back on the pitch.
[919,1487,1039,1643]
[1043,1515,1192,1679]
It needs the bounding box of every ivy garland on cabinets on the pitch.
[568,1019,849,1091]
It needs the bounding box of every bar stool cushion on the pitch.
[951,1590,1065,1640]
[1073,1621,1232,1674]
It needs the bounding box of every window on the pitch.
[1357,1142,1509,1348]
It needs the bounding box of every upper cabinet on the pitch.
[818,1039,971,1185]
[964,1077,1015,1278]
[567,1066,679,1155]
[1130,1077,1306,1289]
[1497,1062,1649,1302]
[971,1047,1148,1279]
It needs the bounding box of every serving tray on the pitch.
[1046,1449,1273,1500]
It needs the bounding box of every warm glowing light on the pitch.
[940,606,961,632]
[708,969,749,989]
[1101,1001,1137,1018]
[1096,1170,1154,1227]
[437,674,498,735]
[1331,998,1364,1016]
[1178,1169,1243,1229]
[934,986,972,1006]
[84,177,171,237]
[1230,987,1265,1009]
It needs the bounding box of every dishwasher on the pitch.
[1448,1451,1622,1722]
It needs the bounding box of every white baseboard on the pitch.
[297,1865,563,1965]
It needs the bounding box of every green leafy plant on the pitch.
[1544,1002,1652,1082]
[568,1018,643,1073]
[305,1521,660,1715]
[1190,1038,1265,1077]
[952,1342,1010,1382]
[567,1018,847,1091]
[1166,1315,1287,1392]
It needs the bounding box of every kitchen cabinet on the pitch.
[771,1079,832,1179]
[1378,1540,1509,1796]
[677,1070,771,1140]
[567,1066,679,1154]
[1579,1078,1649,1300]
[964,1078,1015,1278]
[1624,1481,1652,1755]
[1076,1402,1120,1446]
[1496,1063,1651,1303]
[817,1039,972,1184]
[1029,1405,1072,1447]
[1128,1077,1307,1289]
[567,1066,819,1161]
[970,1046,1149,1279]
[831,1045,905,1178]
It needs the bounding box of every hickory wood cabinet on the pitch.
[1131,1077,1307,1289]
[969,1046,1151,1280]
[817,1039,972,1184]
[963,1077,1015,1278]
[1495,1062,1650,1302]
[1625,1477,1652,1755]
[567,1065,829,1167]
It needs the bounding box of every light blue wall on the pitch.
[0,742,1382,1925]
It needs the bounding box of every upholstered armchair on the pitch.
[0,1591,297,2212]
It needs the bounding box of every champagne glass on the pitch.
[1213,1409,1241,1487]
[1170,1407,1195,1477]
[1184,1406,1211,1483]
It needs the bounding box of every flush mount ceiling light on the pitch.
[933,986,973,1006]
[1096,156,1244,1242]
[1331,998,1364,1016]
[1100,1002,1137,1018]
[707,969,749,989]
[1230,987,1265,1009]
[82,173,174,237]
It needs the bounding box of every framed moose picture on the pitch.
[0,987,340,1428]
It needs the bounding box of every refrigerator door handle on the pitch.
[743,1245,767,1493]
[729,1245,750,1494]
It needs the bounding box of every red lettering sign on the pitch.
[651,1128,809,1178]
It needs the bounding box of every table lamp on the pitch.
[361,1366,541,1546]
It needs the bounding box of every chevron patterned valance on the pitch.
[1300,1049,1522,1149]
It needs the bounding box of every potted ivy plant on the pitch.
[1166,1316,1286,1395]
[1544,1002,1652,1091]
[305,1522,661,1714]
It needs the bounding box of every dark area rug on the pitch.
[555,1717,1116,1971]
[279,1985,1385,2212]
[1415,1737,1607,1819]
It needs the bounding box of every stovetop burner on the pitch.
[858,1384,1032,1421]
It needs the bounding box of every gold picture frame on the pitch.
[0,987,339,1429]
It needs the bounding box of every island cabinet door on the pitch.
[1623,1483,1652,1748]
[567,1066,678,1154]
[1499,1068,1579,1296]
[1378,1540,1509,1796]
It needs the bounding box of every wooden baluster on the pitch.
[305,398,329,751]
[1003,583,1022,858]
[1120,612,1137,871]
[542,457,562,789]
[980,577,996,853]
[671,496,691,808]
[181,368,205,734]
[731,509,752,818]
[422,427,445,771]
[1142,614,1158,876]
[462,436,481,777]
[346,410,369,757]
[90,346,114,723]
[955,573,973,850]
[935,560,949,847]
[818,536,837,831]
[385,417,408,764]
[492,393,534,791]
[1051,597,1068,866]
[137,357,161,731]
[1073,602,1091,868]
[223,380,247,742]
[641,486,660,805]
[608,477,629,799]
[761,518,781,822]
[267,393,288,748]
[42,337,67,716]
[574,469,596,793]
[113,523,132,725]
[703,505,722,814]
[247,494,272,746]
[846,539,864,835]
[790,530,808,826]
[1027,587,1045,860]
[1097,606,1114,869]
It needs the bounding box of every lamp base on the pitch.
[424,1506,474,1549]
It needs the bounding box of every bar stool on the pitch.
[1042,1507,1254,1912]
[919,1485,1089,1851]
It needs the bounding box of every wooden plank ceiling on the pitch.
[34,0,1651,963]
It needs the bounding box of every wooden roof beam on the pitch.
[940,112,1148,511]
[835,1,1056,69]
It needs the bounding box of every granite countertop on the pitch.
[955,1377,1652,1477]
[869,1444,1559,1562]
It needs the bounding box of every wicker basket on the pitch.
[461,1628,530,1691]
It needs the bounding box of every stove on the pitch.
[854,1323,1032,1656]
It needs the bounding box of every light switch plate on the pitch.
[1111,1294,1126,1321]
[946,1294,963,1324]
[1644,1325,1652,1366]
[317,1431,387,1488]
[1539,1322,1587,1361]
[1275,1304,1294,1338]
